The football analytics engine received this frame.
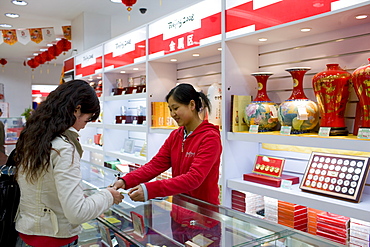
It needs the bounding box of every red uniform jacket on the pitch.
[122,120,222,205]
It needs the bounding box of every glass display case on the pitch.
[80,162,343,247]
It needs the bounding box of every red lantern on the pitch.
[48,44,62,58]
[56,38,71,54]
[42,51,54,62]
[121,0,137,11]
[34,54,46,65]
[27,59,39,70]
[0,58,7,67]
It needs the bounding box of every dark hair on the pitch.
[15,80,100,183]
[165,83,211,113]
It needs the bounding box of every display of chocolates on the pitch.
[300,152,370,203]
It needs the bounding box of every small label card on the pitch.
[281,179,293,190]
[358,128,370,139]
[318,127,331,137]
[280,126,291,135]
[249,125,259,133]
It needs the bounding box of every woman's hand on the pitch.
[107,187,124,205]
[128,185,145,202]
[112,178,125,190]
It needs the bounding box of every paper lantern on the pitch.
[121,0,137,11]
[48,44,62,58]
[27,59,39,70]
[42,50,54,62]
[56,38,71,54]
[0,58,7,67]
[34,54,46,65]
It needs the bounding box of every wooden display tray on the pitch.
[243,173,299,188]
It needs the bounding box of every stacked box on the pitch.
[278,201,307,231]
[264,196,278,223]
[349,218,370,247]
[231,190,264,216]
[316,212,350,245]
[307,207,326,235]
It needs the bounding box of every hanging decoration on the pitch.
[16,29,31,45]
[62,26,72,40]
[41,27,56,42]
[29,28,43,44]
[1,30,17,45]
[121,0,137,21]
[27,59,39,70]
[0,59,7,67]
[56,38,72,55]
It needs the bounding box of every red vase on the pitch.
[352,58,370,131]
[312,64,351,136]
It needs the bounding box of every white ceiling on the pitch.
[0,0,199,64]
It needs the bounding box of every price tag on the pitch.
[281,179,293,190]
[280,126,291,135]
[249,125,259,133]
[358,128,370,139]
[318,127,331,137]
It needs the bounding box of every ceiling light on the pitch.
[47,43,53,47]
[258,38,268,42]
[301,28,312,32]
[217,47,222,51]
[40,48,48,52]
[110,0,121,3]
[11,0,28,6]
[120,71,126,73]
[355,14,368,20]
[27,58,32,60]
[170,59,177,62]
[55,38,62,41]
[133,68,139,70]
[33,53,39,56]
[192,53,200,57]
[5,13,20,18]
[0,23,12,28]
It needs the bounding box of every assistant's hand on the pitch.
[128,185,145,202]
[112,178,125,190]
[107,187,124,205]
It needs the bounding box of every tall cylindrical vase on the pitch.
[245,72,279,131]
[352,58,370,131]
[278,67,319,133]
[312,64,351,135]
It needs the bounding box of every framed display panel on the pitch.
[300,152,370,203]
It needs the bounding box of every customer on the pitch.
[112,83,222,205]
[14,80,124,247]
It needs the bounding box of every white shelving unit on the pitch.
[67,1,370,245]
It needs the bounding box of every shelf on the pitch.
[105,151,147,165]
[149,127,177,134]
[86,122,103,128]
[227,132,370,152]
[105,124,147,132]
[227,177,370,222]
[105,93,147,101]
[81,144,104,154]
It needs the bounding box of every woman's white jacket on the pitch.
[16,129,113,237]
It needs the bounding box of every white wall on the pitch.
[0,61,62,117]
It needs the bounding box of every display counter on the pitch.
[80,162,342,247]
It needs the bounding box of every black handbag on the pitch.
[0,150,20,247]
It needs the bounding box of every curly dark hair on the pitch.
[15,80,100,183]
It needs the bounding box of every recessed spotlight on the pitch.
[5,13,20,18]
[301,28,312,32]
[170,59,177,62]
[192,53,200,57]
[55,38,62,41]
[46,43,53,47]
[217,47,222,51]
[133,68,139,70]
[40,48,48,52]
[0,23,12,28]
[33,53,39,56]
[11,0,28,6]
[356,14,368,20]
[110,0,121,3]
[120,71,126,73]
[27,57,32,60]
[258,38,268,42]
